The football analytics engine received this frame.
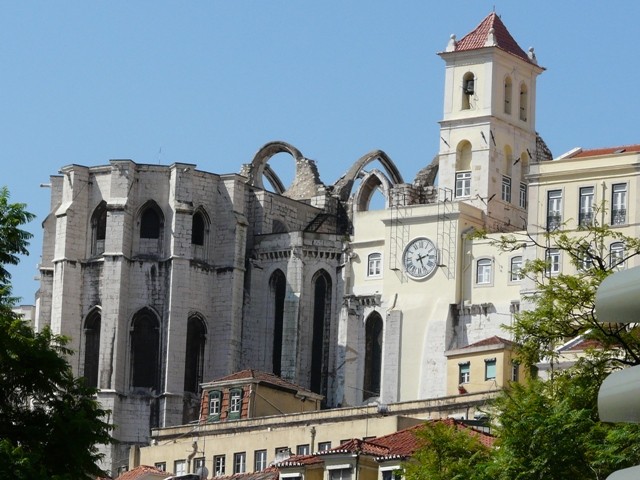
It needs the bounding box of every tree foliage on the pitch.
[490,212,640,367]
[0,187,112,479]
[404,421,491,480]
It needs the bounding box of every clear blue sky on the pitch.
[2,1,638,303]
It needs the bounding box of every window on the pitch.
[214,455,225,477]
[270,270,286,377]
[184,315,206,394]
[504,76,512,114]
[194,457,206,474]
[579,186,595,227]
[208,390,221,421]
[363,312,383,400]
[192,211,206,246]
[519,83,528,121]
[330,468,352,480]
[511,361,520,382]
[254,450,267,471]
[140,206,161,239]
[90,201,107,256]
[510,256,523,282]
[229,388,243,419]
[367,253,382,277]
[485,358,497,380]
[547,190,562,230]
[174,460,186,476]
[610,242,625,269]
[83,310,101,388]
[310,270,332,397]
[155,462,166,471]
[318,441,332,451]
[579,247,593,271]
[382,470,402,480]
[130,309,160,392]
[519,183,528,209]
[476,258,492,285]
[612,183,627,225]
[233,452,246,474]
[455,171,471,198]
[546,248,560,275]
[501,175,512,203]
[459,362,470,384]
[296,444,310,455]
[462,72,475,110]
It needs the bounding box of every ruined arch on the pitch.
[184,314,207,393]
[333,150,404,202]
[245,141,305,191]
[363,311,383,400]
[354,169,392,212]
[130,307,161,392]
[90,201,107,256]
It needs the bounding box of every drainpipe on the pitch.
[310,426,316,453]
[187,441,198,473]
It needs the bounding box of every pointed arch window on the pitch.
[184,315,207,393]
[311,270,332,397]
[270,270,286,377]
[363,312,383,400]
[191,211,206,246]
[138,202,164,256]
[130,309,160,392]
[504,76,513,114]
[519,83,528,121]
[141,207,161,239]
[91,201,107,256]
[83,310,101,388]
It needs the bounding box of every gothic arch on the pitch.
[83,307,102,388]
[184,313,207,393]
[333,150,404,202]
[90,201,107,256]
[130,307,161,392]
[269,269,287,376]
[310,269,332,397]
[245,141,304,191]
[354,169,392,212]
[363,311,383,400]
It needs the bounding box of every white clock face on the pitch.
[402,237,438,279]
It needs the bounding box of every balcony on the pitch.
[579,212,594,228]
[547,214,562,231]
[612,209,627,225]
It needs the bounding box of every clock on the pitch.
[402,237,438,279]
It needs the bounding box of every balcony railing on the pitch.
[612,208,627,225]
[579,212,594,227]
[547,214,562,231]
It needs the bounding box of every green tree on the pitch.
[489,214,640,367]
[0,187,112,479]
[403,420,492,480]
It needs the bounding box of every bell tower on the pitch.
[437,13,545,231]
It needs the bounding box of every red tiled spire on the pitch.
[453,12,532,64]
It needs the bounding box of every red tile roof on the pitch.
[462,335,515,349]
[213,468,280,480]
[205,369,318,396]
[274,454,324,467]
[562,338,605,352]
[453,12,532,64]
[568,144,640,159]
[116,465,171,480]
[319,438,391,457]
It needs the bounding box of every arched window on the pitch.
[83,309,101,388]
[455,141,472,198]
[363,312,383,400]
[184,315,207,393]
[502,146,513,202]
[191,211,206,246]
[519,83,528,121]
[90,201,107,256]
[462,72,475,110]
[140,208,161,239]
[310,270,332,397]
[504,76,513,114]
[130,309,160,392]
[610,242,625,269]
[270,270,286,376]
[138,201,164,256]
